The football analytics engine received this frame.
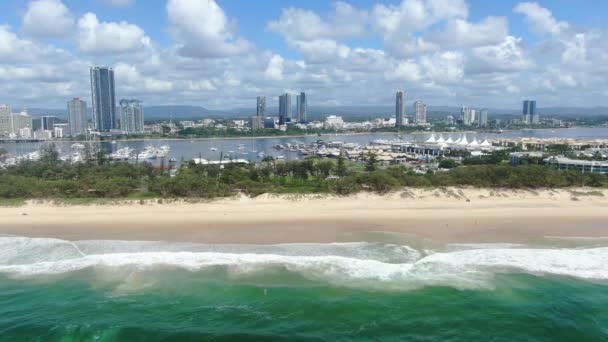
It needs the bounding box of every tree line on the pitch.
[0,147,606,200]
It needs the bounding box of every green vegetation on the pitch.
[1,146,606,202]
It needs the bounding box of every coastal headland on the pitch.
[1,187,607,244]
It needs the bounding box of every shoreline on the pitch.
[1,187,607,245]
[18,126,596,144]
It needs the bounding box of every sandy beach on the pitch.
[1,187,607,244]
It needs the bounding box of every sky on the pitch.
[0,0,607,110]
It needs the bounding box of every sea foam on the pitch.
[1,237,607,290]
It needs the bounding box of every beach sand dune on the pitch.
[1,188,607,244]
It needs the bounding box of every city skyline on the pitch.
[0,0,607,109]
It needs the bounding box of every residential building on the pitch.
[250,116,264,130]
[90,66,117,132]
[42,116,56,131]
[413,100,427,125]
[11,111,33,136]
[395,91,405,127]
[256,96,266,117]
[67,98,88,136]
[445,115,455,125]
[523,100,538,124]
[461,106,473,126]
[54,123,69,138]
[119,99,144,134]
[0,104,12,137]
[296,92,307,123]
[278,93,291,125]
[479,109,489,128]
[324,115,344,129]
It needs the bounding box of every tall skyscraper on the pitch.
[413,100,427,125]
[256,96,266,117]
[90,66,117,132]
[297,92,307,123]
[278,93,291,125]
[119,99,144,134]
[523,100,538,124]
[0,104,12,137]
[479,109,489,128]
[461,106,473,126]
[68,98,88,136]
[395,91,404,127]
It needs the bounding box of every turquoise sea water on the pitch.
[1,236,608,341]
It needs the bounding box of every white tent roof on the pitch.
[445,136,455,144]
[436,135,445,143]
[458,135,469,145]
[425,134,436,143]
[480,139,492,147]
[469,138,480,147]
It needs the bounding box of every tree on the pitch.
[439,159,457,169]
[364,151,379,172]
[336,150,348,177]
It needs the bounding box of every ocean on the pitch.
[1,235,608,340]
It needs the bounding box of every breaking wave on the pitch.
[1,237,607,290]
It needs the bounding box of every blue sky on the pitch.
[0,0,607,110]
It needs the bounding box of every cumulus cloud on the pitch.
[267,2,367,41]
[426,17,509,48]
[265,54,284,81]
[470,36,533,73]
[21,0,74,38]
[514,2,569,36]
[167,0,251,58]
[77,13,150,54]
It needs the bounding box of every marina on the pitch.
[2,128,608,168]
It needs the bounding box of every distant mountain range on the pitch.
[23,105,608,120]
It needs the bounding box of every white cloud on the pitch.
[514,2,568,36]
[265,54,284,81]
[372,0,468,56]
[113,62,173,93]
[77,13,150,54]
[167,0,251,58]
[420,51,464,83]
[21,0,74,38]
[267,2,367,41]
[470,36,533,73]
[427,17,509,48]
[385,59,422,82]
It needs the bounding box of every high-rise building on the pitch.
[32,117,42,132]
[0,104,12,137]
[119,99,144,134]
[479,109,489,128]
[90,66,117,132]
[296,92,307,123]
[523,100,538,124]
[413,100,427,125]
[395,91,405,127]
[256,96,266,117]
[42,116,56,131]
[68,98,88,136]
[461,106,473,126]
[278,93,291,125]
[11,111,32,136]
